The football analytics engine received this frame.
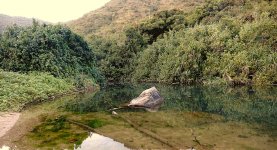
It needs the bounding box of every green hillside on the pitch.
[67,0,205,38]
[76,0,277,85]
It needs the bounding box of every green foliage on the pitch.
[130,0,277,85]
[186,0,234,25]
[0,70,74,111]
[239,13,277,48]
[73,74,100,91]
[0,21,103,83]
[84,0,277,85]
[204,14,277,85]
[139,9,186,44]
[90,28,146,82]
[91,36,128,82]
[133,26,209,84]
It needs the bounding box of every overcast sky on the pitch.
[0,0,110,23]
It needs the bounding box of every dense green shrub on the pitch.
[90,36,129,82]
[0,21,103,83]
[186,0,234,26]
[133,13,276,85]
[90,28,146,82]
[139,9,186,44]
[133,23,231,83]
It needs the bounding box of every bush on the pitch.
[90,28,146,82]
[0,21,103,83]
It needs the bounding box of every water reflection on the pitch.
[0,146,10,150]
[2,84,276,149]
[64,84,277,126]
[74,132,129,150]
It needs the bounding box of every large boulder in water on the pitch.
[128,87,164,111]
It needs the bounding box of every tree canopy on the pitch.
[0,21,103,83]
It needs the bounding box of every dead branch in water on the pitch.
[113,112,187,150]
[66,119,99,134]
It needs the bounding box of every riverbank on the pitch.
[0,70,99,140]
[0,109,53,148]
[0,70,99,112]
[0,113,20,138]
[0,94,84,148]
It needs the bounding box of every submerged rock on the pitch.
[128,87,164,111]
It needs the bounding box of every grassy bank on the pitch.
[0,70,75,112]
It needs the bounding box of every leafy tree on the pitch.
[186,0,234,26]
[0,22,103,83]
[139,9,186,44]
[89,27,146,82]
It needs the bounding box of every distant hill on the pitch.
[0,14,47,33]
[67,0,204,37]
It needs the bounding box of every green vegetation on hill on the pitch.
[68,0,204,38]
[90,27,146,82]
[0,0,276,112]
[89,0,277,85]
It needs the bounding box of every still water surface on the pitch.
[66,84,276,125]
[2,84,277,149]
[74,132,129,150]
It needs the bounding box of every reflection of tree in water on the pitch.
[64,84,146,112]
[64,84,277,127]
[204,86,276,127]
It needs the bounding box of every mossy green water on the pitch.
[28,116,88,149]
[86,119,107,128]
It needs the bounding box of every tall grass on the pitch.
[0,70,74,111]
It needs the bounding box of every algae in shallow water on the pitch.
[29,116,88,149]
[86,119,106,128]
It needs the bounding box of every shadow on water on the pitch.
[64,84,277,132]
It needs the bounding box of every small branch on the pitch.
[113,112,186,150]
[66,119,99,134]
